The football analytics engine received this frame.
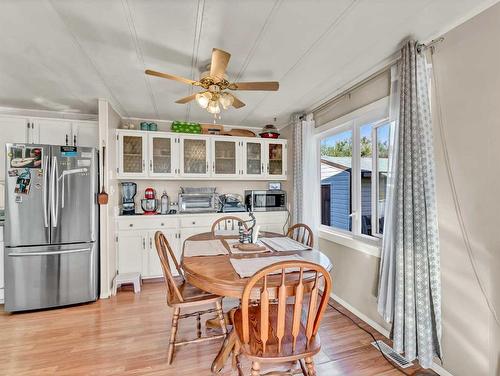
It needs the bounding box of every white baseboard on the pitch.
[331,292,390,337]
[430,363,455,376]
[330,293,454,376]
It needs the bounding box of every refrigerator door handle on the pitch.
[42,155,49,228]
[51,156,59,227]
[8,248,91,257]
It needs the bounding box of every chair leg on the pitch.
[251,361,260,376]
[196,313,202,338]
[167,307,180,365]
[305,357,316,376]
[215,299,228,335]
[298,359,308,375]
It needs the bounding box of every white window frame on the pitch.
[316,97,390,256]
[370,120,392,238]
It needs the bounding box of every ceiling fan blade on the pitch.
[228,81,279,91]
[175,94,197,104]
[145,69,197,85]
[210,48,231,82]
[230,94,245,108]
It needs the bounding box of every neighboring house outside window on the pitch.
[319,118,391,241]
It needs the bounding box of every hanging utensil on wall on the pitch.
[98,146,109,205]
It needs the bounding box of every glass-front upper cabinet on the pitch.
[211,138,240,177]
[118,131,147,177]
[265,140,287,179]
[148,134,179,177]
[243,140,264,177]
[180,135,210,177]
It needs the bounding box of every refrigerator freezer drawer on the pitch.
[4,242,98,312]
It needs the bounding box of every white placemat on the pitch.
[183,240,229,257]
[230,254,304,278]
[260,237,312,251]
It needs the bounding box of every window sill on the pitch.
[318,227,381,258]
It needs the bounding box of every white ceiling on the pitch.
[0,0,497,127]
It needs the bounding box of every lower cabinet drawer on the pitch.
[117,217,178,231]
[179,215,217,229]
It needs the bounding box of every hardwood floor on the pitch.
[0,283,437,375]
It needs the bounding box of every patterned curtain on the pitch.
[377,40,442,369]
[291,113,304,223]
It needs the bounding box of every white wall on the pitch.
[430,4,500,374]
[317,4,500,376]
[98,99,121,298]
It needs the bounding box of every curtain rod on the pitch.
[417,37,445,53]
[311,37,445,115]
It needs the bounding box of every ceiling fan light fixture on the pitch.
[219,92,234,109]
[195,91,211,108]
[207,100,221,114]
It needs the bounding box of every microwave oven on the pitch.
[245,190,287,212]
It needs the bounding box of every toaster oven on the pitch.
[178,187,219,213]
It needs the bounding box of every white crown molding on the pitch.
[0,106,97,121]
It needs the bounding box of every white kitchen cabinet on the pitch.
[148,133,179,178]
[117,231,145,275]
[243,139,265,178]
[264,139,287,180]
[211,137,241,178]
[180,135,210,178]
[117,228,180,279]
[33,119,73,146]
[115,211,290,285]
[115,129,287,180]
[0,116,30,181]
[117,130,148,178]
[72,121,98,147]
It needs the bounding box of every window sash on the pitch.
[370,119,390,238]
[319,117,389,239]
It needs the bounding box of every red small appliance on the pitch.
[141,188,158,215]
[144,187,155,199]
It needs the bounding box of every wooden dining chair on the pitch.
[232,260,332,375]
[154,231,228,364]
[286,223,314,248]
[211,216,248,235]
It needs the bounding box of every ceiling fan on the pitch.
[145,48,279,115]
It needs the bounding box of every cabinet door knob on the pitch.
[74,135,77,146]
[129,224,133,227]
[65,134,69,146]
[161,223,164,226]
[192,221,196,225]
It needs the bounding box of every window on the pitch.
[320,118,391,240]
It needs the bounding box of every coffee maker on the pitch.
[121,182,137,215]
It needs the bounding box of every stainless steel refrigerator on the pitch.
[4,144,99,312]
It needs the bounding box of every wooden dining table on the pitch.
[181,231,333,374]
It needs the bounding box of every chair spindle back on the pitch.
[240,261,331,354]
[286,223,314,248]
[154,231,184,304]
[211,216,248,235]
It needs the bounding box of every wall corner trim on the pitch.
[330,292,455,376]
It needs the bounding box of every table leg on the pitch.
[211,329,237,374]
[211,308,238,375]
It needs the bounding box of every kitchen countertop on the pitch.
[115,211,286,219]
